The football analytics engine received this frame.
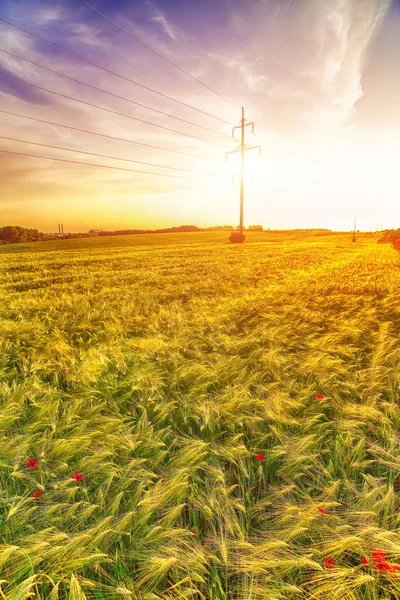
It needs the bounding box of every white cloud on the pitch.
[65,22,106,47]
[302,0,391,126]
[34,6,64,25]
[151,14,177,41]
[204,0,392,130]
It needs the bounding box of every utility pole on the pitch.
[352,216,356,242]
[226,107,260,243]
[239,108,245,237]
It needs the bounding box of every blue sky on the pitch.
[0,0,399,231]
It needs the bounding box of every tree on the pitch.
[0,226,45,244]
[378,229,400,244]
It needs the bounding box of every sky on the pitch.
[0,0,399,232]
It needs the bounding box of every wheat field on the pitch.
[1,232,400,600]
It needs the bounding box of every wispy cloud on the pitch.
[0,72,51,105]
[34,6,64,26]
[299,0,391,127]
[65,22,106,47]
[270,0,389,128]
[196,0,391,131]
[150,13,178,41]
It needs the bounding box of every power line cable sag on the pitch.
[0,73,232,149]
[0,148,201,181]
[80,0,239,111]
[0,48,232,139]
[0,109,222,163]
[0,135,220,176]
[0,17,234,126]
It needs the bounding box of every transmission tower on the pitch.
[226,107,260,243]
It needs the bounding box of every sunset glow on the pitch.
[0,0,399,232]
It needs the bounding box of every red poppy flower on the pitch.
[374,562,400,577]
[372,549,387,564]
[317,507,329,514]
[255,454,265,461]
[72,472,83,481]
[27,459,38,470]
[191,530,197,536]
[33,490,41,499]
[315,393,325,400]
[324,557,334,569]
[371,550,393,573]
[361,556,368,566]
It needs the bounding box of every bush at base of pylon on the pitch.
[229,232,246,243]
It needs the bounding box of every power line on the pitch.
[0,73,231,149]
[0,48,231,139]
[0,148,199,181]
[80,0,239,111]
[0,109,222,163]
[0,135,219,176]
[0,16,233,126]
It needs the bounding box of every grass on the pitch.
[0,232,399,599]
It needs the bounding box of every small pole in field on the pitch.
[352,217,356,242]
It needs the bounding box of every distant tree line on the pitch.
[205,225,264,231]
[271,228,332,232]
[0,224,340,245]
[378,229,400,251]
[378,229,400,243]
[204,225,234,231]
[0,225,205,244]
[0,226,46,244]
[233,225,264,231]
[97,225,202,236]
